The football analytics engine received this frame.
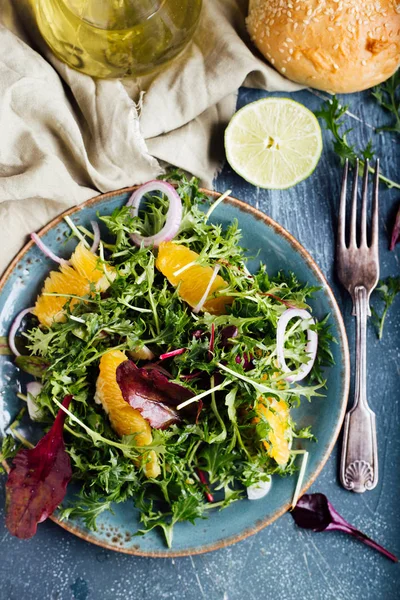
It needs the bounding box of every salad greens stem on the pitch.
[177,382,229,410]
[53,398,141,457]
[205,190,232,221]
[291,450,309,509]
[64,216,91,248]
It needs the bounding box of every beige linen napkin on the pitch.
[0,0,301,275]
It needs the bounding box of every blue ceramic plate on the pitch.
[0,188,349,556]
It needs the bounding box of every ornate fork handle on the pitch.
[340,285,378,493]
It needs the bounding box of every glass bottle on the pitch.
[33,0,202,78]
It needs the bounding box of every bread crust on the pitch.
[247,0,400,93]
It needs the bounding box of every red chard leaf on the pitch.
[5,395,72,539]
[116,360,197,429]
[291,493,398,563]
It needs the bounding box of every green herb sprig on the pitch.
[315,97,400,190]
[372,276,400,340]
[372,70,400,135]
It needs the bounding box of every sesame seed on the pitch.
[333,43,339,49]
[281,67,286,73]
[362,59,367,65]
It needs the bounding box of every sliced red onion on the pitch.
[31,233,69,265]
[127,180,182,247]
[9,307,35,357]
[247,477,272,500]
[26,381,44,421]
[276,308,318,383]
[90,220,101,254]
[193,265,221,314]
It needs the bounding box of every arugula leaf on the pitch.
[372,70,400,135]
[371,277,400,339]
[315,97,400,190]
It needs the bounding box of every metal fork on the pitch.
[337,158,379,493]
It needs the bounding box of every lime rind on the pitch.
[224,98,323,190]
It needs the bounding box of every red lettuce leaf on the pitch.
[5,395,72,539]
[116,360,198,429]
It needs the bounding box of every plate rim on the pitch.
[0,186,350,557]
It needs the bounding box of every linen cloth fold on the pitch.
[0,0,301,275]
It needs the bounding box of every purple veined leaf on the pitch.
[116,360,201,429]
[389,204,400,251]
[5,395,73,539]
[291,493,398,563]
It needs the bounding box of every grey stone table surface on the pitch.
[1,86,399,600]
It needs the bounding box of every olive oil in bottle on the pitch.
[33,0,202,78]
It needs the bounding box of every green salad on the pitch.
[2,173,333,547]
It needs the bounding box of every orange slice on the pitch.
[156,241,233,314]
[33,242,115,327]
[95,349,160,479]
[255,397,291,467]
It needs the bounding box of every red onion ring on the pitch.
[26,381,44,421]
[193,265,221,314]
[127,180,182,247]
[9,307,35,357]
[90,220,101,254]
[31,233,69,265]
[276,308,318,383]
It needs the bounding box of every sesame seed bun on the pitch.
[246,0,400,93]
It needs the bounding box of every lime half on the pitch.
[225,98,323,189]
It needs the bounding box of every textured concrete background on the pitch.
[1,87,399,600]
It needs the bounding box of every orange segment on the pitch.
[33,264,91,328]
[33,242,115,328]
[70,242,115,292]
[156,242,233,315]
[255,397,291,467]
[95,350,160,479]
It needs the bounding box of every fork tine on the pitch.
[371,159,379,248]
[360,158,369,247]
[338,159,348,248]
[349,159,359,248]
